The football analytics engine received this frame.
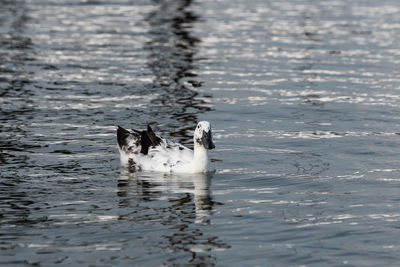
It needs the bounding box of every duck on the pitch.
[117,121,215,173]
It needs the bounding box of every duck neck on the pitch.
[193,143,209,168]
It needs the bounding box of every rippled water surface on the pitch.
[1,0,400,265]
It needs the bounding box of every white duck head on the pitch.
[194,121,215,150]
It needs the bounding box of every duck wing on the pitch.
[139,125,161,154]
[147,139,194,168]
[117,125,162,156]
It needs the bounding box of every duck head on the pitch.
[194,121,215,150]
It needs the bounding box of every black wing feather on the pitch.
[117,126,139,149]
[117,125,161,156]
[139,125,161,155]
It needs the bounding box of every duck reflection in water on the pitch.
[118,169,214,224]
[117,170,228,265]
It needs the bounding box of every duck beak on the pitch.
[202,131,215,150]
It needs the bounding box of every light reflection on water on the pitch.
[1,0,400,265]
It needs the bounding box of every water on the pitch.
[1,0,400,265]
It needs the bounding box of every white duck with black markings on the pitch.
[117,121,215,173]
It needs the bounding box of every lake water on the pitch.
[1,0,400,266]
